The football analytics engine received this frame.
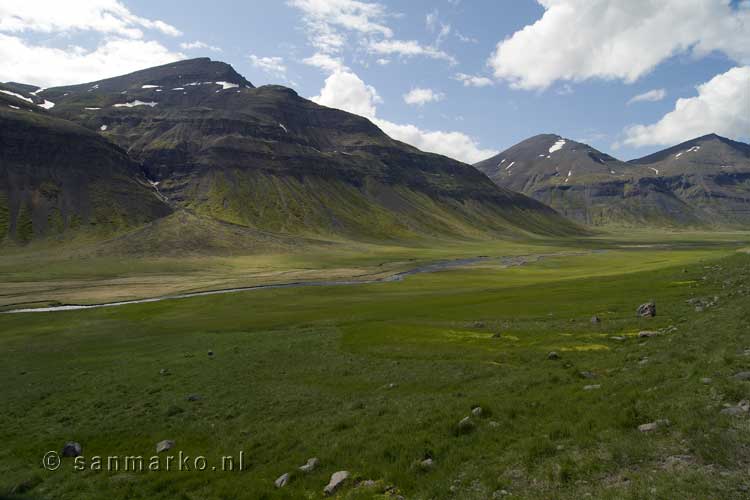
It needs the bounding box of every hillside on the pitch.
[20,58,582,242]
[0,90,171,245]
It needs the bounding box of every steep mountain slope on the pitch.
[476,134,701,226]
[0,90,171,244]
[630,134,750,225]
[32,58,581,240]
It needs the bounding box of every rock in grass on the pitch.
[207,350,214,357]
[579,371,596,379]
[159,368,170,376]
[720,406,747,416]
[324,471,350,495]
[637,302,656,318]
[638,419,670,432]
[457,416,475,434]
[700,377,712,384]
[61,441,82,457]
[186,394,202,402]
[419,458,435,471]
[547,351,560,360]
[638,331,659,338]
[156,440,175,453]
[299,457,319,473]
[471,406,483,417]
[275,473,290,488]
[590,315,601,324]
[733,372,750,381]
[583,385,601,391]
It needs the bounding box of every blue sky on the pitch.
[1,0,748,162]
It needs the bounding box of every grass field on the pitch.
[2,232,750,499]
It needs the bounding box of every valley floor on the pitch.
[2,230,750,498]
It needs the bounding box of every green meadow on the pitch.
[2,232,750,499]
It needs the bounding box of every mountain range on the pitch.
[475,133,750,227]
[0,58,580,250]
[2,57,749,252]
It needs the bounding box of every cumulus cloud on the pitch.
[0,1,184,86]
[489,0,750,90]
[627,88,666,105]
[0,0,181,38]
[369,39,456,64]
[453,73,494,87]
[403,87,444,106]
[249,54,288,78]
[0,34,182,87]
[180,40,222,52]
[622,66,750,147]
[311,69,495,163]
[311,70,382,118]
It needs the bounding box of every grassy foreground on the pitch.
[2,233,750,499]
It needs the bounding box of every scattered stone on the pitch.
[638,331,659,338]
[275,473,290,488]
[299,457,319,473]
[733,372,750,381]
[207,350,214,357]
[61,441,82,457]
[721,400,750,416]
[700,377,712,384]
[156,440,175,453]
[639,357,649,365]
[579,371,596,379]
[471,406,483,417]
[186,394,202,402]
[489,421,500,428]
[590,315,601,324]
[324,471,350,496]
[583,384,601,391]
[638,419,670,432]
[637,302,656,318]
[159,368,170,376]
[457,416,475,434]
[473,321,486,328]
[492,332,502,339]
[695,305,704,313]
[386,383,398,390]
[610,336,626,341]
[419,458,435,471]
[547,351,560,360]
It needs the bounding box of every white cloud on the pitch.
[376,58,390,65]
[374,119,497,164]
[0,0,181,38]
[622,66,750,147]
[369,39,456,64]
[249,54,288,78]
[311,70,382,118]
[303,52,347,73]
[310,69,495,163]
[403,87,444,106]
[287,0,392,53]
[489,0,750,90]
[453,73,494,88]
[180,40,222,52]
[0,34,182,87]
[627,88,666,105]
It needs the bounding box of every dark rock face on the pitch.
[476,133,750,228]
[0,94,171,244]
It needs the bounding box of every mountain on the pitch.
[7,58,582,243]
[629,134,750,225]
[475,134,702,226]
[0,89,171,245]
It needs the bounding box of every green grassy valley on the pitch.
[2,231,750,499]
